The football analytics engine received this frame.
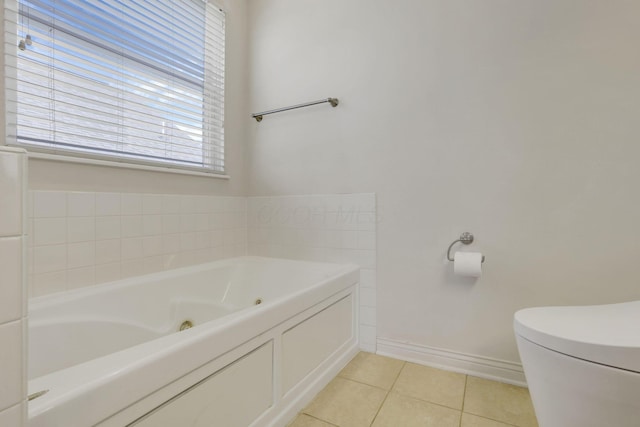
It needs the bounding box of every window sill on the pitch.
[26,152,230,180]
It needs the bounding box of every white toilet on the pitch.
[514,301,640,427]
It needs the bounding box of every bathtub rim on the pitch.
[29,255,345,312]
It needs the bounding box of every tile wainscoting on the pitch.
[27,191,247,297]
[26,191,377,352]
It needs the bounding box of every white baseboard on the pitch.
[376,337,527,387]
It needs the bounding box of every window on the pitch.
[4,0,226,174]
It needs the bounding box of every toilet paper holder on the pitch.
[446,232,485,263]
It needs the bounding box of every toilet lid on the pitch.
[514,300,640,373]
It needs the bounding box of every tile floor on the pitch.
[287,352,538,427]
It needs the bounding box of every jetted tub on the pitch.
[28,256,360,427]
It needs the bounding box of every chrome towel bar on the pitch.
[252,97,339,122]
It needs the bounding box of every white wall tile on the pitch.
[180,214,197,232]
[361,288,377,308]
[95,263,121,284]
[208,212,224,230]
[210,246,225,260]
[360,269,376,289]
[67,192,95,217]
[121,259,148,278]
[0,404,23,427]
[121,193,142,215]
[357,230,376,250]
[342,249,376,269]
[27,191,34,219]
[95,193,121,216]
[194,214,209,232]
[67,266,95,289]
[210,197,224,213]
[143,256,164,273]
[0,237,22,324]
[33,244,66,274]
[33,218,67,246]
[162,215,181,234]
[0,321,23,411]
[142,215,162,236]
[360,306,377,327]
[342,231,358,249]
[162,195,181,214]
[359,341,377,354]
[33,191,66,218]
[210,231,224,247]
[178,233,195,252]
[121,215,143,238]
[180,195,197,214]
[95,217,121,240]
[95,239,121,265]
[121,237,144,260]
[0,152,24,236]
[142,194,163,214]
[354,212,377,231]
[360,325,377,348]
[67,242,95,269]
[325,248,343,263]
[194,232,211,250]
[32,271,66,297]
[67,217,95,243]
[26,219,33,246]
[163,234,182,254]
[323,230,342,248]
[142,236,163,257]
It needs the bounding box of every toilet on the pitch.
[514,301,640,427]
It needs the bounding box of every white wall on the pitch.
[3,0,250,196]
[247,0,640,368]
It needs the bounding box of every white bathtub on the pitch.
[28,256,360,427]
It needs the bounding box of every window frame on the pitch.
[3,0,228,178]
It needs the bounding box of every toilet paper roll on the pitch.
[453,251,483,277]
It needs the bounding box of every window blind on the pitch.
[4,0,226,173]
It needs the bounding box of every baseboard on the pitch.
[376,337,527,387]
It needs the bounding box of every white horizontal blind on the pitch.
[4,0,225,173]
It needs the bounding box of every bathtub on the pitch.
[28,256,360,427]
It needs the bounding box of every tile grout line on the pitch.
[382,363,468,413]
[461,376,522,427]
[367,360,407,426]
[303,413,340,427]
[459,375,468,427]
[334,374,393,393]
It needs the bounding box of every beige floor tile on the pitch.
[372,392,461,427]
[338,352,405,390]
[287,413,338,427]
[464,377,538,427]
[461,413,516,427]
[303,377,387,427]
[392,362,466,409]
